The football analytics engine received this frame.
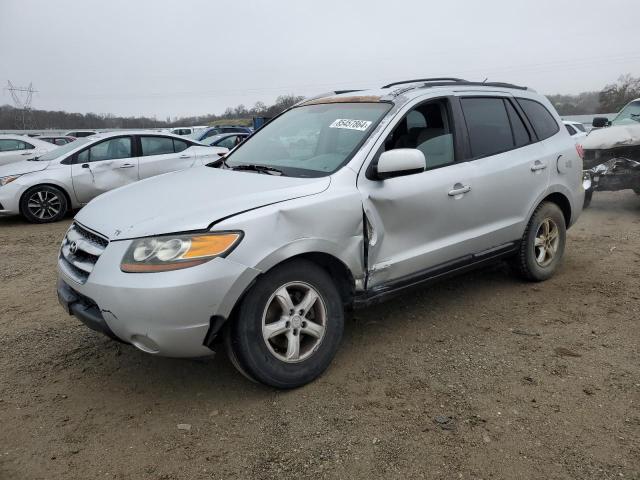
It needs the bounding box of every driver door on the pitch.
[71,136,138,203]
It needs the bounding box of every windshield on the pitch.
[611,100,640,126]
[224,102,391,177]
[32,137,93,161]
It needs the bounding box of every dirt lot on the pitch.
[1,191,639,480]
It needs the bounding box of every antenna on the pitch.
[5,81,38,130]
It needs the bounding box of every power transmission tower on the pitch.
[6,81,37,130]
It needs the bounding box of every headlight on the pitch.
[0,175,22,187]
[121,231,242,273]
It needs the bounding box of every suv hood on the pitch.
[75,166,330,240]
[0,159,50,177]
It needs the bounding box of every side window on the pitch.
[504,99,531,147]
[141,136,174,156]
[461,97,513,158]
[203,130,218,139]
[516,98,560,140]
[217,136,238,149]
[173,139,189,152]
[574,123,586,132]
[565,124,576,136]
[54,138,67,146]
[383,99,455,169]
[83,137,132,162]
[0,139,32,151]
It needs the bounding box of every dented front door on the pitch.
[71,136,139,203]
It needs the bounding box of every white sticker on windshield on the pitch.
[329,119,372,131]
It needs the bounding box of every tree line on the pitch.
[2,75,639,130]
[0,94,305,130]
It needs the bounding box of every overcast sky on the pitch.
[1,0,639,119]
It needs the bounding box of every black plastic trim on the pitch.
[354,241,519,307]
[57,280,126,343]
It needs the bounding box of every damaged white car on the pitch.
[0,131,228,223]
[581,99,640,207]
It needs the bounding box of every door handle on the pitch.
[531,161,547,172]
[119,164,135,169]
[21,152,32,155]
[448,183,471,196]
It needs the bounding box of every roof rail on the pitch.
[382,78,528,91]
[382,78,467,88]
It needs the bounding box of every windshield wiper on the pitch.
[231,164,285,176]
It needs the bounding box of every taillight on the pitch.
[575,144,584,160]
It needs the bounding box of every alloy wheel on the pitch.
[534,218,559,267]
[261,281,327,363]
[27,190,62,221]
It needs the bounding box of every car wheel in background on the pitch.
[512,202,566,282]
[226,259,344,388]
[20,185,68,223]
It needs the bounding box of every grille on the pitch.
[59,223,109,284]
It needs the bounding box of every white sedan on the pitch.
[0,131,227,223]
[0,134,58,166]
[563,120,588,139]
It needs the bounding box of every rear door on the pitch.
[456,94,549,245]
[71,136,138,203]
[137,135,197,179]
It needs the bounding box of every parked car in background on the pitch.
[64,130,97,138]
[55,78,584,388]
[0,131,228,223]
[0,134,58,166]
[190,125,253,142]
[201,132,249,149]
[563,120,587,139]
[36,135,77,146]
[170,127,195,136]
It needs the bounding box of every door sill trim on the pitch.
[355,241,519,308]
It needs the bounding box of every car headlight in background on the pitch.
[121,232,242,273]
[0,175,22,187]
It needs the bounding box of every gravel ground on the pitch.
[1,191,639,480]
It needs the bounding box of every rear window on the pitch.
[517,98,559,140]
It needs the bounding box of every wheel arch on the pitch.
[540,191,572,227]
[206,251,357,348]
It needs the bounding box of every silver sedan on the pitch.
[0,131,227,222]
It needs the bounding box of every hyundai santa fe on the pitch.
[56,78,584,388]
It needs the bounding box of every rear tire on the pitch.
[226,259,344,388]
[20,185,68,223]
[583,188,593,209]
[512,202,566,282]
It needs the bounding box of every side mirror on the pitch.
[376,148,426,180]
[592,117,609,128]
[214,147,230,157]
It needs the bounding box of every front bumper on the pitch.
[57,238,260,357]
[0,181,21,215]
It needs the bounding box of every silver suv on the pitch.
[57,78,584,388]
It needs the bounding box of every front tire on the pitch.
[226,259,344,388]
[20,185,68,223]
[512,202,566,282]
